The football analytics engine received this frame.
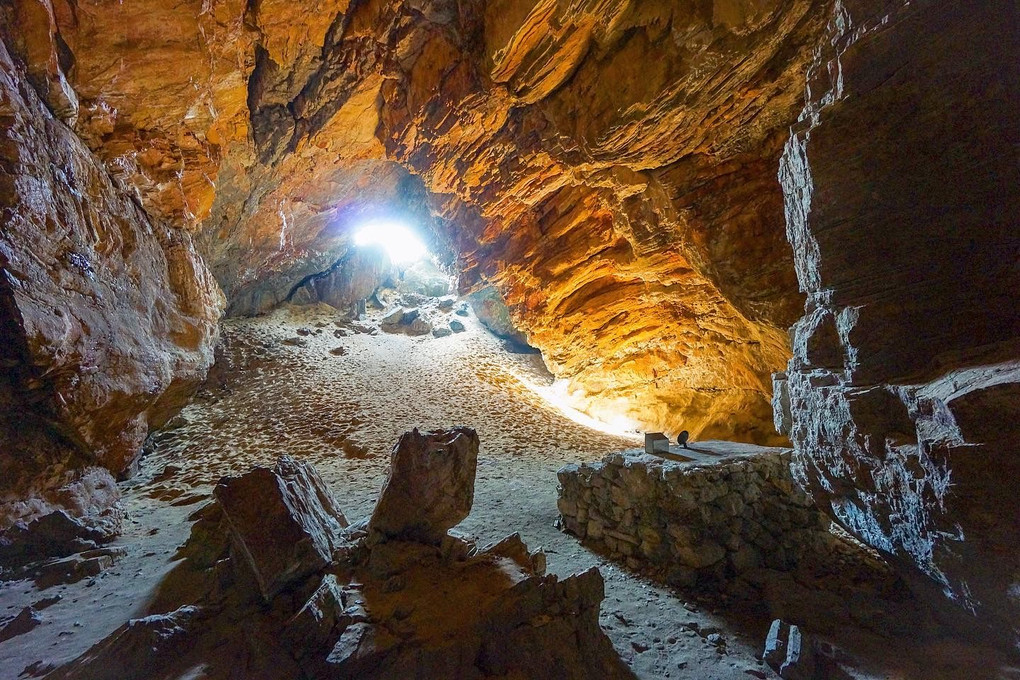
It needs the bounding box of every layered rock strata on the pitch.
[774,0,1020,649]
[2,0,842,442]
[557,449,834,587]
[0,39,223,530]
[54,431,633,679]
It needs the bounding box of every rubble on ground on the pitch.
[51,429,634,680]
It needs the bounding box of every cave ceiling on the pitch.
[5,0,835,442]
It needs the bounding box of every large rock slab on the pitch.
[214,456,349,600]
[289,245,395,316]
[0,39,223,529]
[369,427,479,545]
[776,0,1020,648]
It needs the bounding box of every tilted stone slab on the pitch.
[215,456,348,601]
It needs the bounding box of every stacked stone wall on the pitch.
[557,451,835,587]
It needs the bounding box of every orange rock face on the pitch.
[0,37,223,527]
[3,0,834,442]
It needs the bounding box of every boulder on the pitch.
[0,509,115,569]
[467,286,530,348]
[296,246,395,316]
[395,260,451,298]
[406,318,431,336]
[214,456,349,600]
[380,307,406,326]
[369,427,478,545]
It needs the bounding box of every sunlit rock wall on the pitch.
[3,0,840,443]
[0,39,223,528]
[775,0,1020,648]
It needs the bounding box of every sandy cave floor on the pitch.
[1,302,1016,679]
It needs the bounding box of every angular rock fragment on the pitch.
[763,619,816,680]
[214,456,348,600]
[369,427,478,545]
[478,532,546,576]
[283,574,351,655]
[32,548,123,589]
[0,510,115,569]
[0,606,42,642]
[406,317,431,336]
[762,618,788,668]
[48,606,201,680]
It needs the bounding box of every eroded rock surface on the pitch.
[1,0,842,442]
[53,433,632,679]
[0,39,223,529]
[215,456,350,600]
[369,426,479,545]
[775,0,1020,649]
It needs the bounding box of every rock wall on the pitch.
[288,245,396,317]
[0,38,223,528]
[557,450,833,588]
[774,0,1020,649]
[2,0,845,442]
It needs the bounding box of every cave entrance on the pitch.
[353,218,428,265]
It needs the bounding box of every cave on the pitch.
[0,0,1017,678]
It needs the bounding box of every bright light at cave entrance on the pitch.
[353,219,427,264]
[522,378,643,441]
